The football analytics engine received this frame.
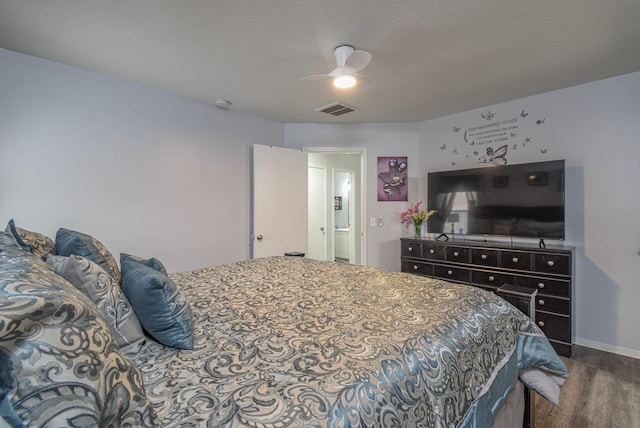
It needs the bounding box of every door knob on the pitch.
[320,227,325,231]
[256,234,263,242]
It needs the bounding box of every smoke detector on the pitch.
[214,98,231,110]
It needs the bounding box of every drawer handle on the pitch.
[413,265,419,270]
[429,249,435,254]
[538,299,545,306]
[512,257,519,263]
[538,283,545,289]
[408,246,413,252]
[447,270,453,275]
[453,251,459,257]
[488,276,495,282]
[481,254,487,260]
[538,321,545,327]
[547,260,555,267]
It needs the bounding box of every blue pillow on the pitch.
[120,255,194,350]
[55,228,121,284]
[0,350,24,428]
[120,253,168,276]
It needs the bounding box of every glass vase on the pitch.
[414,221,423,239]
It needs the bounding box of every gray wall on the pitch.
[2,47,639,357]
[418,72,640,358]
[0,49,284,272]
[286,72,640,358]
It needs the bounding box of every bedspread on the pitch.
[132,256,566,427]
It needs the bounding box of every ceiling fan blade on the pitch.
[345,50,372,72]
[299,74,331,81]
[328,66,346,78]
[300,46,371,85]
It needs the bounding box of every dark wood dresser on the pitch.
[400,238,574,357]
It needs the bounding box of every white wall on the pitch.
[285,123,421,271]
[0,49,284,272]
[417,72,640,357]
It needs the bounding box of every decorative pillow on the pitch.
[55,227,121,284]
[121,252,168,276]
[0,349,23,428]
[120,254,194,350]
[0,247,157,427]
[46,254,145,355]
[0,232,20,250]
[4,219,55,259]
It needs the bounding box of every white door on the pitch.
[252,144,308,258]
[307,166,327,260]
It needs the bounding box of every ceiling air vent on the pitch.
[316,101,358,116]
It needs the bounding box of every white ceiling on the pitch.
[2,0,640,123]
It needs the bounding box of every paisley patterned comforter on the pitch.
[133,256,566,427]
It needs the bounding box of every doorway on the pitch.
[306,149,366,265]
[333,169,354,263]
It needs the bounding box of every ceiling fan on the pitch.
[300,45,372,90]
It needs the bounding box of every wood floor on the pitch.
[535,345,640,427]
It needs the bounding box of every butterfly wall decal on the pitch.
[479,145,508,166]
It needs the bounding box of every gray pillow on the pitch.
[55,228,121,284]
[0,247,157,426]
[121,254,194,350]
[46,254,145,355]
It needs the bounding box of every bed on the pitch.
[0,223,568,427]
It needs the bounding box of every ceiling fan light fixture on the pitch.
[333,74,357,89]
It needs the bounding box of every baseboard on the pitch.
[574,338,640,360]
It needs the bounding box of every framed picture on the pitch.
[494,175,509,188]
[377,157,408,201]
[528,171,548,186]
[334,196,342,210]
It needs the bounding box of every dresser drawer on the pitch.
[500,251,531,270]
[535,295,570,314]
[471,269,515,289]
[434,265,470,283]
[422,243,446,261]
[401,240,422,258]
[401,260,432,276]
[446,246,469,263]
[534,312,570,343]
[515,275,570,298]
[534,253,571,275]
[471,248,499,267]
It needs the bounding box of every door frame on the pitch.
[304,147,367,266]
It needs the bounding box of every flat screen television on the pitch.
[427,160,565,240]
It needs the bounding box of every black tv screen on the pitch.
[427,160,565,239]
